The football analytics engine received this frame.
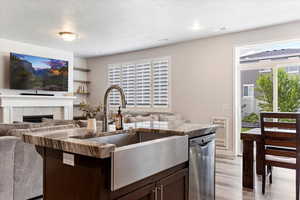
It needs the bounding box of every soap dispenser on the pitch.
[115,106,123,130]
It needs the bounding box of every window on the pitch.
[286,66,300,74]
[243,84,254,97]
[108,58,170,108]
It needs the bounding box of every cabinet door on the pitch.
[157,168,189,200]
[116,184,156,200]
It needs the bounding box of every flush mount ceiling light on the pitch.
[190,21,204,31]
[58,32,77,41]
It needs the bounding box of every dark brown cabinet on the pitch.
[41,148,188,200]
[116,169,188,200]
[116,184,156,200]
[156,168,189,200]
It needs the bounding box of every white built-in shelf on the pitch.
[74,67,91,72]
[74,67,90,111]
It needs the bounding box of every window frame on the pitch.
[242,84,254,98]
[107,57,171,111]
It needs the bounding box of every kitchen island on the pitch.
[22,121,218,200]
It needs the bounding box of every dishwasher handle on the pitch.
[190,134,215,146]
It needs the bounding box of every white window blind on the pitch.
[136,62,151,106]
[153,59,169,107]
[121,64,136,106]
[108,65,121,106]
[107,58,170,108]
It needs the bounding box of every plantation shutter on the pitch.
[121,64,136,106]
[108,65,121,106]
[153,59,169,107]
[136,62,151,106]
[107,57,170,108]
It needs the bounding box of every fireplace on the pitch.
[0,95,75,123]
[23,115,53,123]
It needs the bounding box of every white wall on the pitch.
[87,21,300,156]
[0,38,74,95]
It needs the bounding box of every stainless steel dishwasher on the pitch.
[189,133,215,200]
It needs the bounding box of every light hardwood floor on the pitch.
[216,157,295,200]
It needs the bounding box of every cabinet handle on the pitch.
[158,185,164,200]
[152,187,158,200]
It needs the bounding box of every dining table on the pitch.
[241,128,264,189]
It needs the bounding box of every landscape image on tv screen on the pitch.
[10,53,68,91]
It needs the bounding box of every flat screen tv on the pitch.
[10,53,68,91]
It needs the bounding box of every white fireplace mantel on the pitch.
[0,95,76,123]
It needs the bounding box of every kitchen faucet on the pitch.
[103,85,126,132]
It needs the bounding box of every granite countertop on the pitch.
[22,121,218,159]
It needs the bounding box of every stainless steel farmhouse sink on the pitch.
[85,132,176,147]
[84,132,189,191]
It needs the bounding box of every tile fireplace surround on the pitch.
[0,95,76,123]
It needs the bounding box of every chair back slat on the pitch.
[265,131,295,139]
[265,147,296,158]
[260,112,299,119]
[265,139,296,148]
[263,122,296,129]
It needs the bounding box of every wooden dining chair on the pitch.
[260,112,300,199]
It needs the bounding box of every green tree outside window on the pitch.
[255,68,300,112]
